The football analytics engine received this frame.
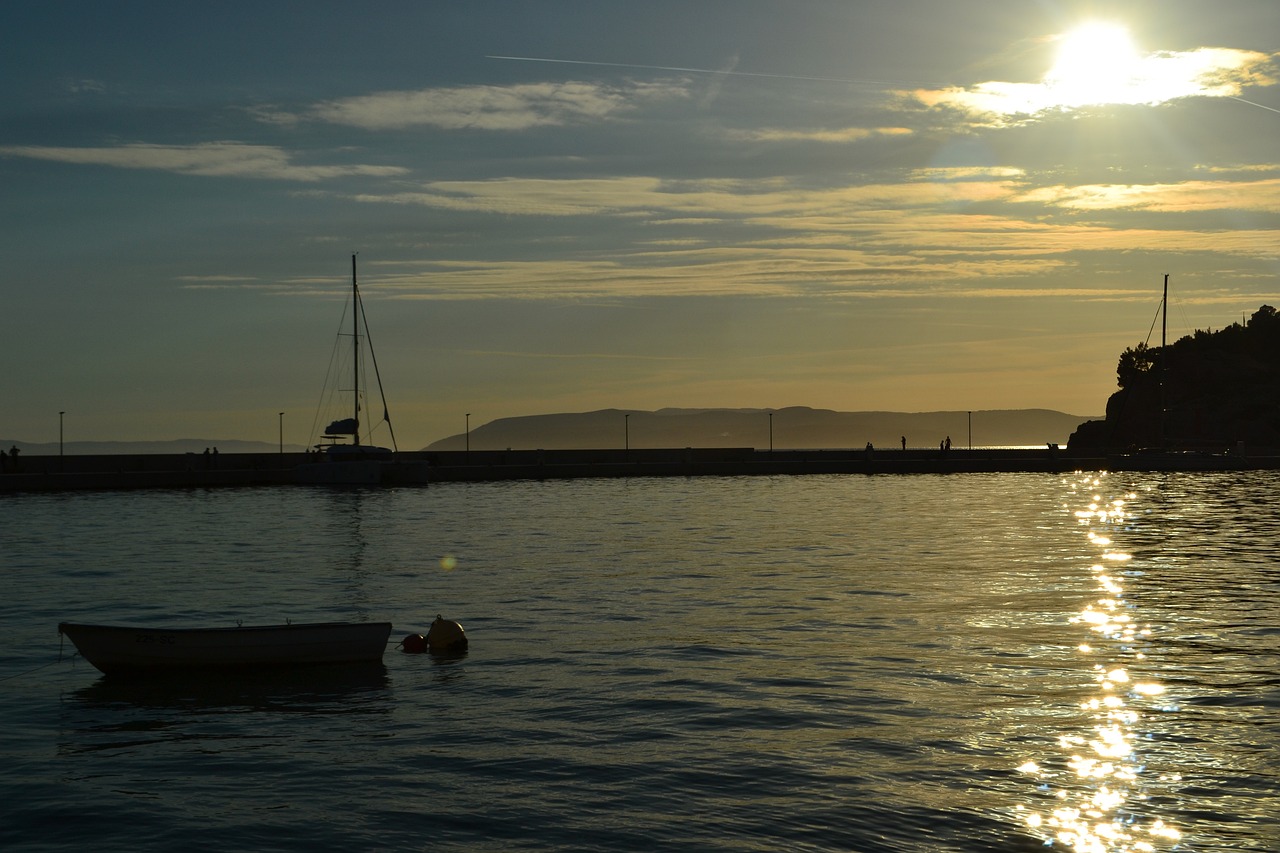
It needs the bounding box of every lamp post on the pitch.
[465,413,471,456]
[968,411,972,450]
[768,412,773,453]
[625,413,630,451]
[59,411,65,457]
[278,412,284,455]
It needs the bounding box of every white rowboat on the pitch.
[59,621,393,676]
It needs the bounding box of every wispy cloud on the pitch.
[1017,178,1280,213]
[733,126,913,144]
[348,169,1280,223]
[260,80,690,131]
[350,174,1030,219]
[320,166,1280,301]
[353,250,1111,301]
[0,142,408,181]
[64,78,107,94]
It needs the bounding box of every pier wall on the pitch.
[3,446,1275,493]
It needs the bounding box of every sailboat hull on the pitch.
[295,459,389,484]
[296,441,399,484]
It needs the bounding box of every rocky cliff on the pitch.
[1068,305,1280,453]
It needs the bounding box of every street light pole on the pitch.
[279,412,284,455]
[768,412,773,453]
[968,411,972,450]
[59,411,65,456]
[625,413,630,451]
[465,413,471,456]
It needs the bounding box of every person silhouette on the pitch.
[900,435,906,450]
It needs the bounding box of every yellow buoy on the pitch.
[425,614,468,653]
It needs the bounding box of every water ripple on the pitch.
[2,473,1278,850]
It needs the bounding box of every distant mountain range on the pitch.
[1,408,1098,456]
[426,407,1097,451]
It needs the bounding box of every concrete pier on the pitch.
[1,446,1275,493]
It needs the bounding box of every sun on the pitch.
[1045,22,1143,107]
[914,19,1261,121]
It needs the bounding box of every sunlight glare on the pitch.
[1047,22,1142,107]
[1021,475,1183,851]
[919,20,1266,121]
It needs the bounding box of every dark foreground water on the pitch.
[2,472,1278,851]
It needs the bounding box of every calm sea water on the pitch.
[2,472,1278,851]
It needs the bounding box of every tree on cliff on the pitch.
[1116,342,1155,389]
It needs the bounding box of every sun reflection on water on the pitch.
[1016,474,1183,852]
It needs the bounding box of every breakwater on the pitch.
[1,446,1274,492]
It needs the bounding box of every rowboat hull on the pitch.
[59,621,393,676]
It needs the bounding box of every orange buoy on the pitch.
[400,633,428,654]
[425,614,468,653]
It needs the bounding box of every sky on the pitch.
[3,0,1278,449]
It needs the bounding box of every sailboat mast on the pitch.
[1160,273,1168,447]
[1162,274,1168,350]
[352,253,360,447]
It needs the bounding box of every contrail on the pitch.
[1228,95,1280,115]
[486,55,896,86]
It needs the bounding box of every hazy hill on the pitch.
[1,408,1098,456]
[426,407,1097,451]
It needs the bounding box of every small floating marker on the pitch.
[425,614,468,653]
[400,633,428,654]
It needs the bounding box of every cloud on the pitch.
[0,142,409,181]
[907,47,1277,125]
[1016,178,1280,213]
[344,171,1280,274]
[361,215,1278,301]
[351,174,1029,219]
[356,250,1105,302]
[733,126,913,144]
[65,78,107,94]
[331,167,1280,301]
[298,80,689,131]
[908,166,1025,181]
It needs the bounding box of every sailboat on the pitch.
[296,254,401,485]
